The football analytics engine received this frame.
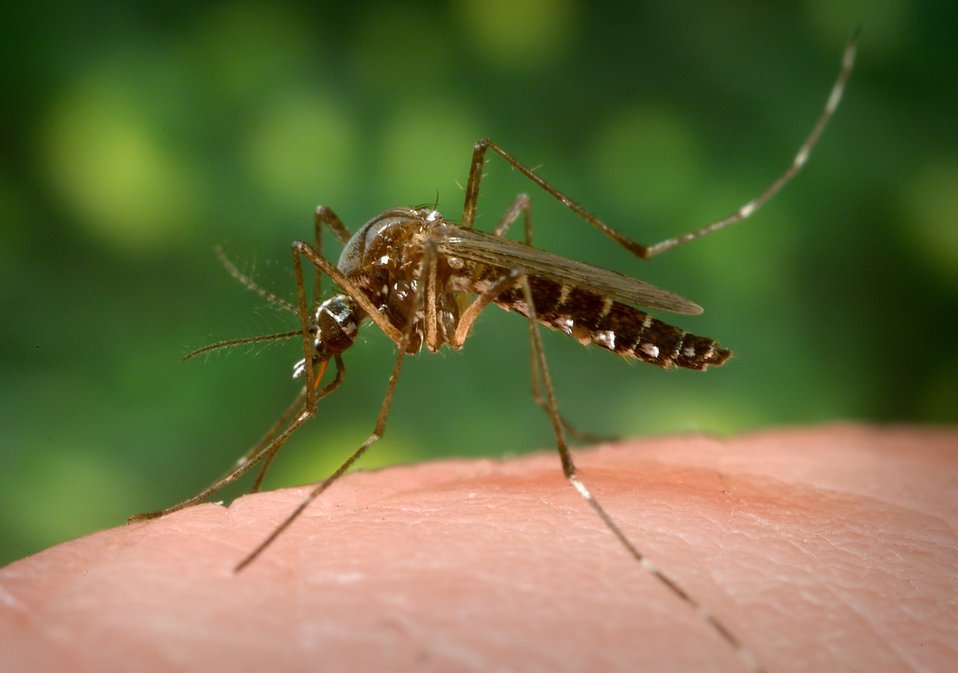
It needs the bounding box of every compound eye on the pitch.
[316,296,358,354]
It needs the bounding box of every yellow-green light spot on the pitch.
[378,103,479,206]
[265,427,425,490]
[589,103,701,221]
[455,0,576,69]
[901,159,958,286]
[41,77,199,253]
[10,447,141,554]
[243,93,358,210]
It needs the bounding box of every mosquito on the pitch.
[132,34,858,673]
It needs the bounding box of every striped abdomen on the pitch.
[492,276,730,371]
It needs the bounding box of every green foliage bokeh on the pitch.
[2,1,956,566]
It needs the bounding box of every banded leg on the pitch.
[229,232,369,491]
[492,193,532,243]
[513,270,765,673]
[460,33,857,261]
[215,225,349,486]
[129,238,350,522]
[235,345,408,572]
[250,360,346,492]
[312,206,352,306]
[128,358,343,522]
[293,241,405,346]
[234,238,443,571]
[488,195,618,444]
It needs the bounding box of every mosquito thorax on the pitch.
[335,207,460,354]
[337,207,438,277]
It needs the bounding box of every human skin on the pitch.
[1,424,955,673]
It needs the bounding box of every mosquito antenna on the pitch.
[183,330,301,361]
[214,245,297,314]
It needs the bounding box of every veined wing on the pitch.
[436,225,703,315]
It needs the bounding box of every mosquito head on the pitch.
[292,294,360,380]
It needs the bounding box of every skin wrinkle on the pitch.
[0,424,955,673]
[770,480,949,673]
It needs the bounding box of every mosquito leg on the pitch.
[423,241,442,351]
[513,271,764,673]
[250,357,347,492]
[130,358,347,521]
[139,241,356,530]
[449,269,522,348]
[524,318,617,443]
[234,240,349,498]
[484,196,621,443]
[523,336,618,442]
[291,237,321,410]
[129,383,311,520]
[234,343,408,572]
[492,193,532,243]
[235,240,437,572]
[641,30,858,259]
[313,206,353,306]
[128,398,317,521]
[133,212,361,523]
[293,241,405,346]
[461,33,857,263]
[240,388,309,488]
[130,240,337,522]
[447,261,609,440]
[520,300,619,444]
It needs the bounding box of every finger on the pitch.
[1,424,955,673]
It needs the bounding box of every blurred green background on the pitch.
[2,1,956,566]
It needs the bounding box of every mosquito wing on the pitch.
[436,225,703,315]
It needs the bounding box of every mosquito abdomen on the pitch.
[495,276,731,371]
